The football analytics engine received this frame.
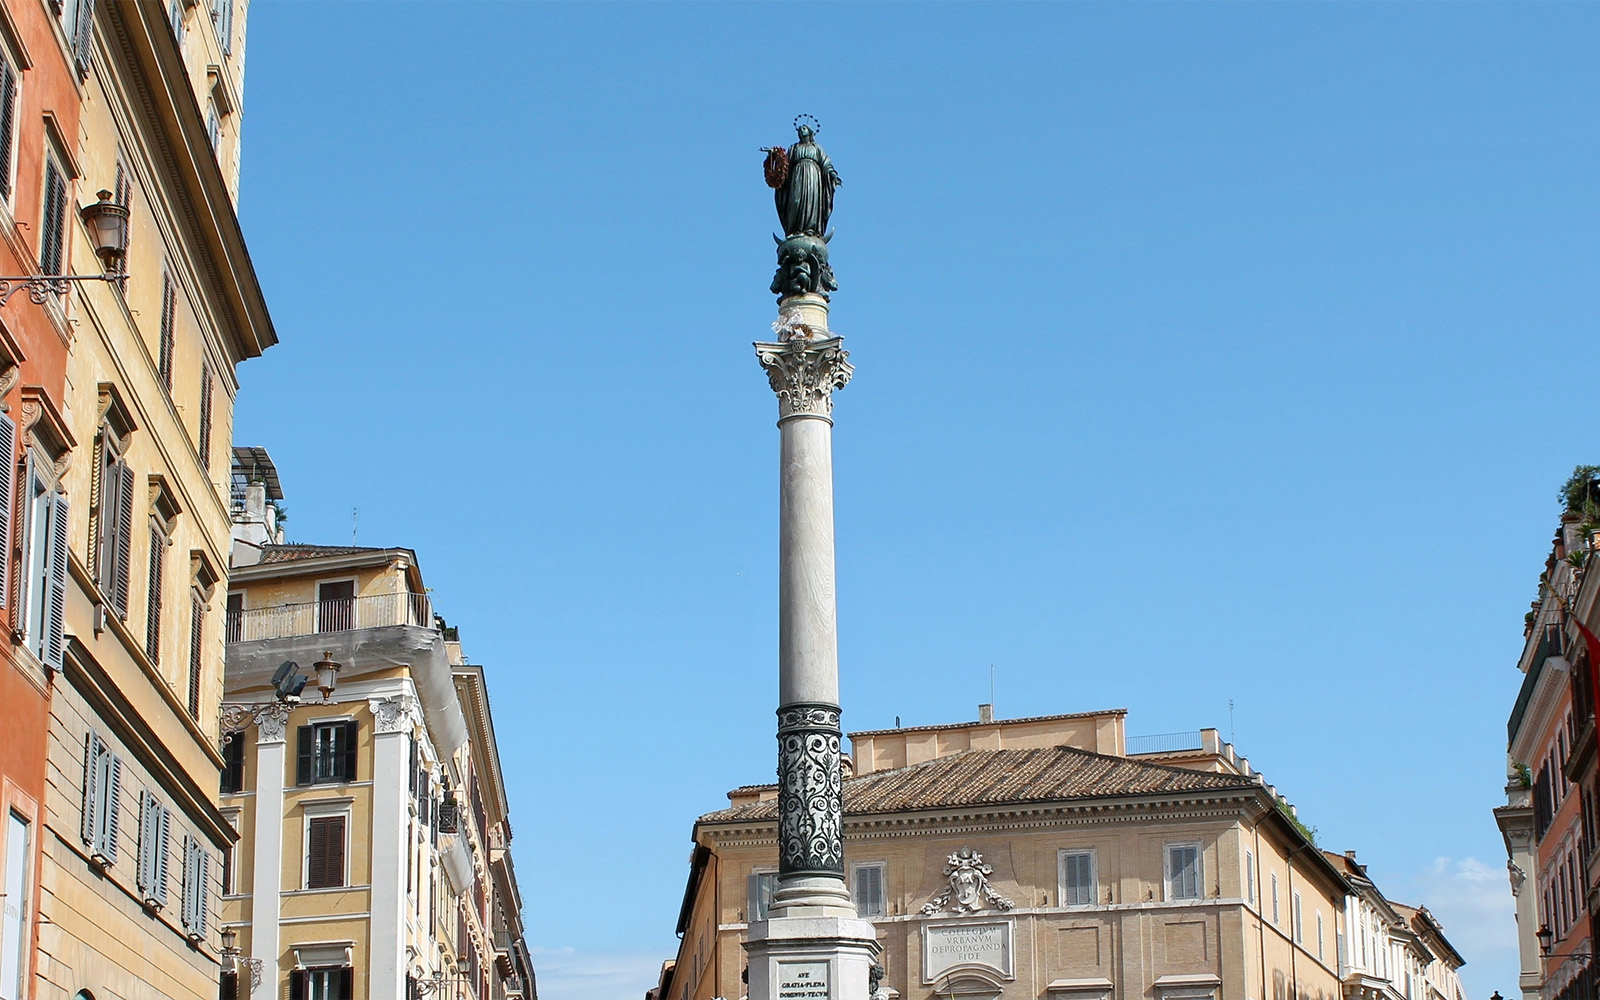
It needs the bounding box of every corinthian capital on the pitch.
[755,336,852,420]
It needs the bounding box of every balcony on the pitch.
[226,591,434,643]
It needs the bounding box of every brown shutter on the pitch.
[198,365,213,472]
[145,524,163,662]
[288,969,307,1000]
[112,462,134,616]
[326,816,345,888]
[187,593,203,720]
[307,816,328,888]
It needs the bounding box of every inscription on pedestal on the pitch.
[779,961,831,1000]
[922,921,1013,982]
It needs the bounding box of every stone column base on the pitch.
[746,915,880,1000]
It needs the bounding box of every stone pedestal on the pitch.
[749,293,879,1000]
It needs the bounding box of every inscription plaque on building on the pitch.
[922,921,1014,982]
[778,961,831,1000]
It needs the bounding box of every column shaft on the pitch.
[250,735,285,1000]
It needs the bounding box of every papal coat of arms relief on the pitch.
[922,848,1015,915]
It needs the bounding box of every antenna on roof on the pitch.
[989,664,995,716]
[1229,699,1235,744]
[352,506,359,545]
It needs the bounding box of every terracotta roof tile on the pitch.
[258,544,388,564]
[701,746,1258,823]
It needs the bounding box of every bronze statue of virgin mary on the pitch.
[764,117,843,300]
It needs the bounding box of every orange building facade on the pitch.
[0,0,86,994]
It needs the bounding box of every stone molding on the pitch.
[369,695,418,734]
[755,337,852,421]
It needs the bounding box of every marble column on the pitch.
[243,703,291,1000]
[749,293,879,1000]
[369,695,416,1000]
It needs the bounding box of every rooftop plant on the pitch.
[1561,465,1600,514]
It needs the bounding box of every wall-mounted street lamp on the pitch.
[219,926,264,991]
[314,652,342,704]
[0,191,129,307]
[1538,924,1594,960]
[413,968,476,997]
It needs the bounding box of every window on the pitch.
[21,465,67,668]
[180,834,209,939]
[1271,873,1280,923]
[39,159,66,277]
[158,272,175,389]
[145,521,164,662]
[1,811,30,1000]
[1245,851,1254,904]
[187,592,203,720]
[224,592,243,643]
[853,863,884,918]
[296,722,358,785]
[198,363,213,472]
[205,101,221,152]
[305,815,346,889]
[94,430,134,618]
[0,45,19,205]
[1059,849,1095,906]
[220,736,244,794]
[0,413,17,611]
[1293,892,1303,943]
[290,967,353,1000]
[81,731,122,863]
[61,0,94,77]
[212,0,234,55]
[136,791,169,908]
[220,842,233,896]
[316,580,355,632]
[1165,842,1201,901]
[167,0,184,42]
[748,870,777,921]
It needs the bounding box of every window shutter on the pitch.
[0,59,16,203]
[0,398,13,610]
[40,161,64,276]
[112,462,133,616]
[95,440,118,596]
[154,802,169,906]
[195,848,209,933]
[103,752,122,862]
[307,816,327,888]
[296,725,312,785]
[70,0,94,78]
[327,816,345,888]
[342,721,359,782]
[338,967,354,1000]
[158,274,174,389]
[409,738,418,793]
[198,365,213,472]
[180,836,193,929]
[145,523,163,661]
[221,736,243,794]
[81,732,100,845]
[220,971,239,1000]
[43,491,69,670]
[137,791,153,896]
[289,970,307,1000]
[187,593,203,720]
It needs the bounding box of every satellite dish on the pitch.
[271,660,308,703]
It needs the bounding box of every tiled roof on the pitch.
[849,709,1127,739]
[700,746,1258,823]
[258,544,389,564]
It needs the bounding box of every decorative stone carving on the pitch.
[922,849,1015,915]
[1508,860,1526,896]
[776,703,844,877]
[755,338,853,421]
[0,362,19,412]
[370,695,417,734]
[218,700,293,747]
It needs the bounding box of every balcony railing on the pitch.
[1126,731,1205,755]
[226,592,434,642]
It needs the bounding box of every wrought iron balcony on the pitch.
[226,591,434,643]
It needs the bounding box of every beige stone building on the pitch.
[218,451,533,1000]
[24,1,277,998]
[659,710,1462,1000]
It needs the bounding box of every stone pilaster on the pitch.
[369,695,418,1000]
[237,702,291,1000]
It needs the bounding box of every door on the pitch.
[316,580,355,633]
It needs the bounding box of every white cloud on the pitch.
[528,946,667,1000]
[1410,856,1520,999]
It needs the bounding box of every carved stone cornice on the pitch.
[755,337,852,421]
[370,695,419,735]
[218,700,293,746]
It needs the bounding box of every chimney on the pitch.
[978,703,994,724]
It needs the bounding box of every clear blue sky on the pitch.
[235,5,1599,998]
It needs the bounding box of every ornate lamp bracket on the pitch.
[218,700,294,747]
[0,273,120,307]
